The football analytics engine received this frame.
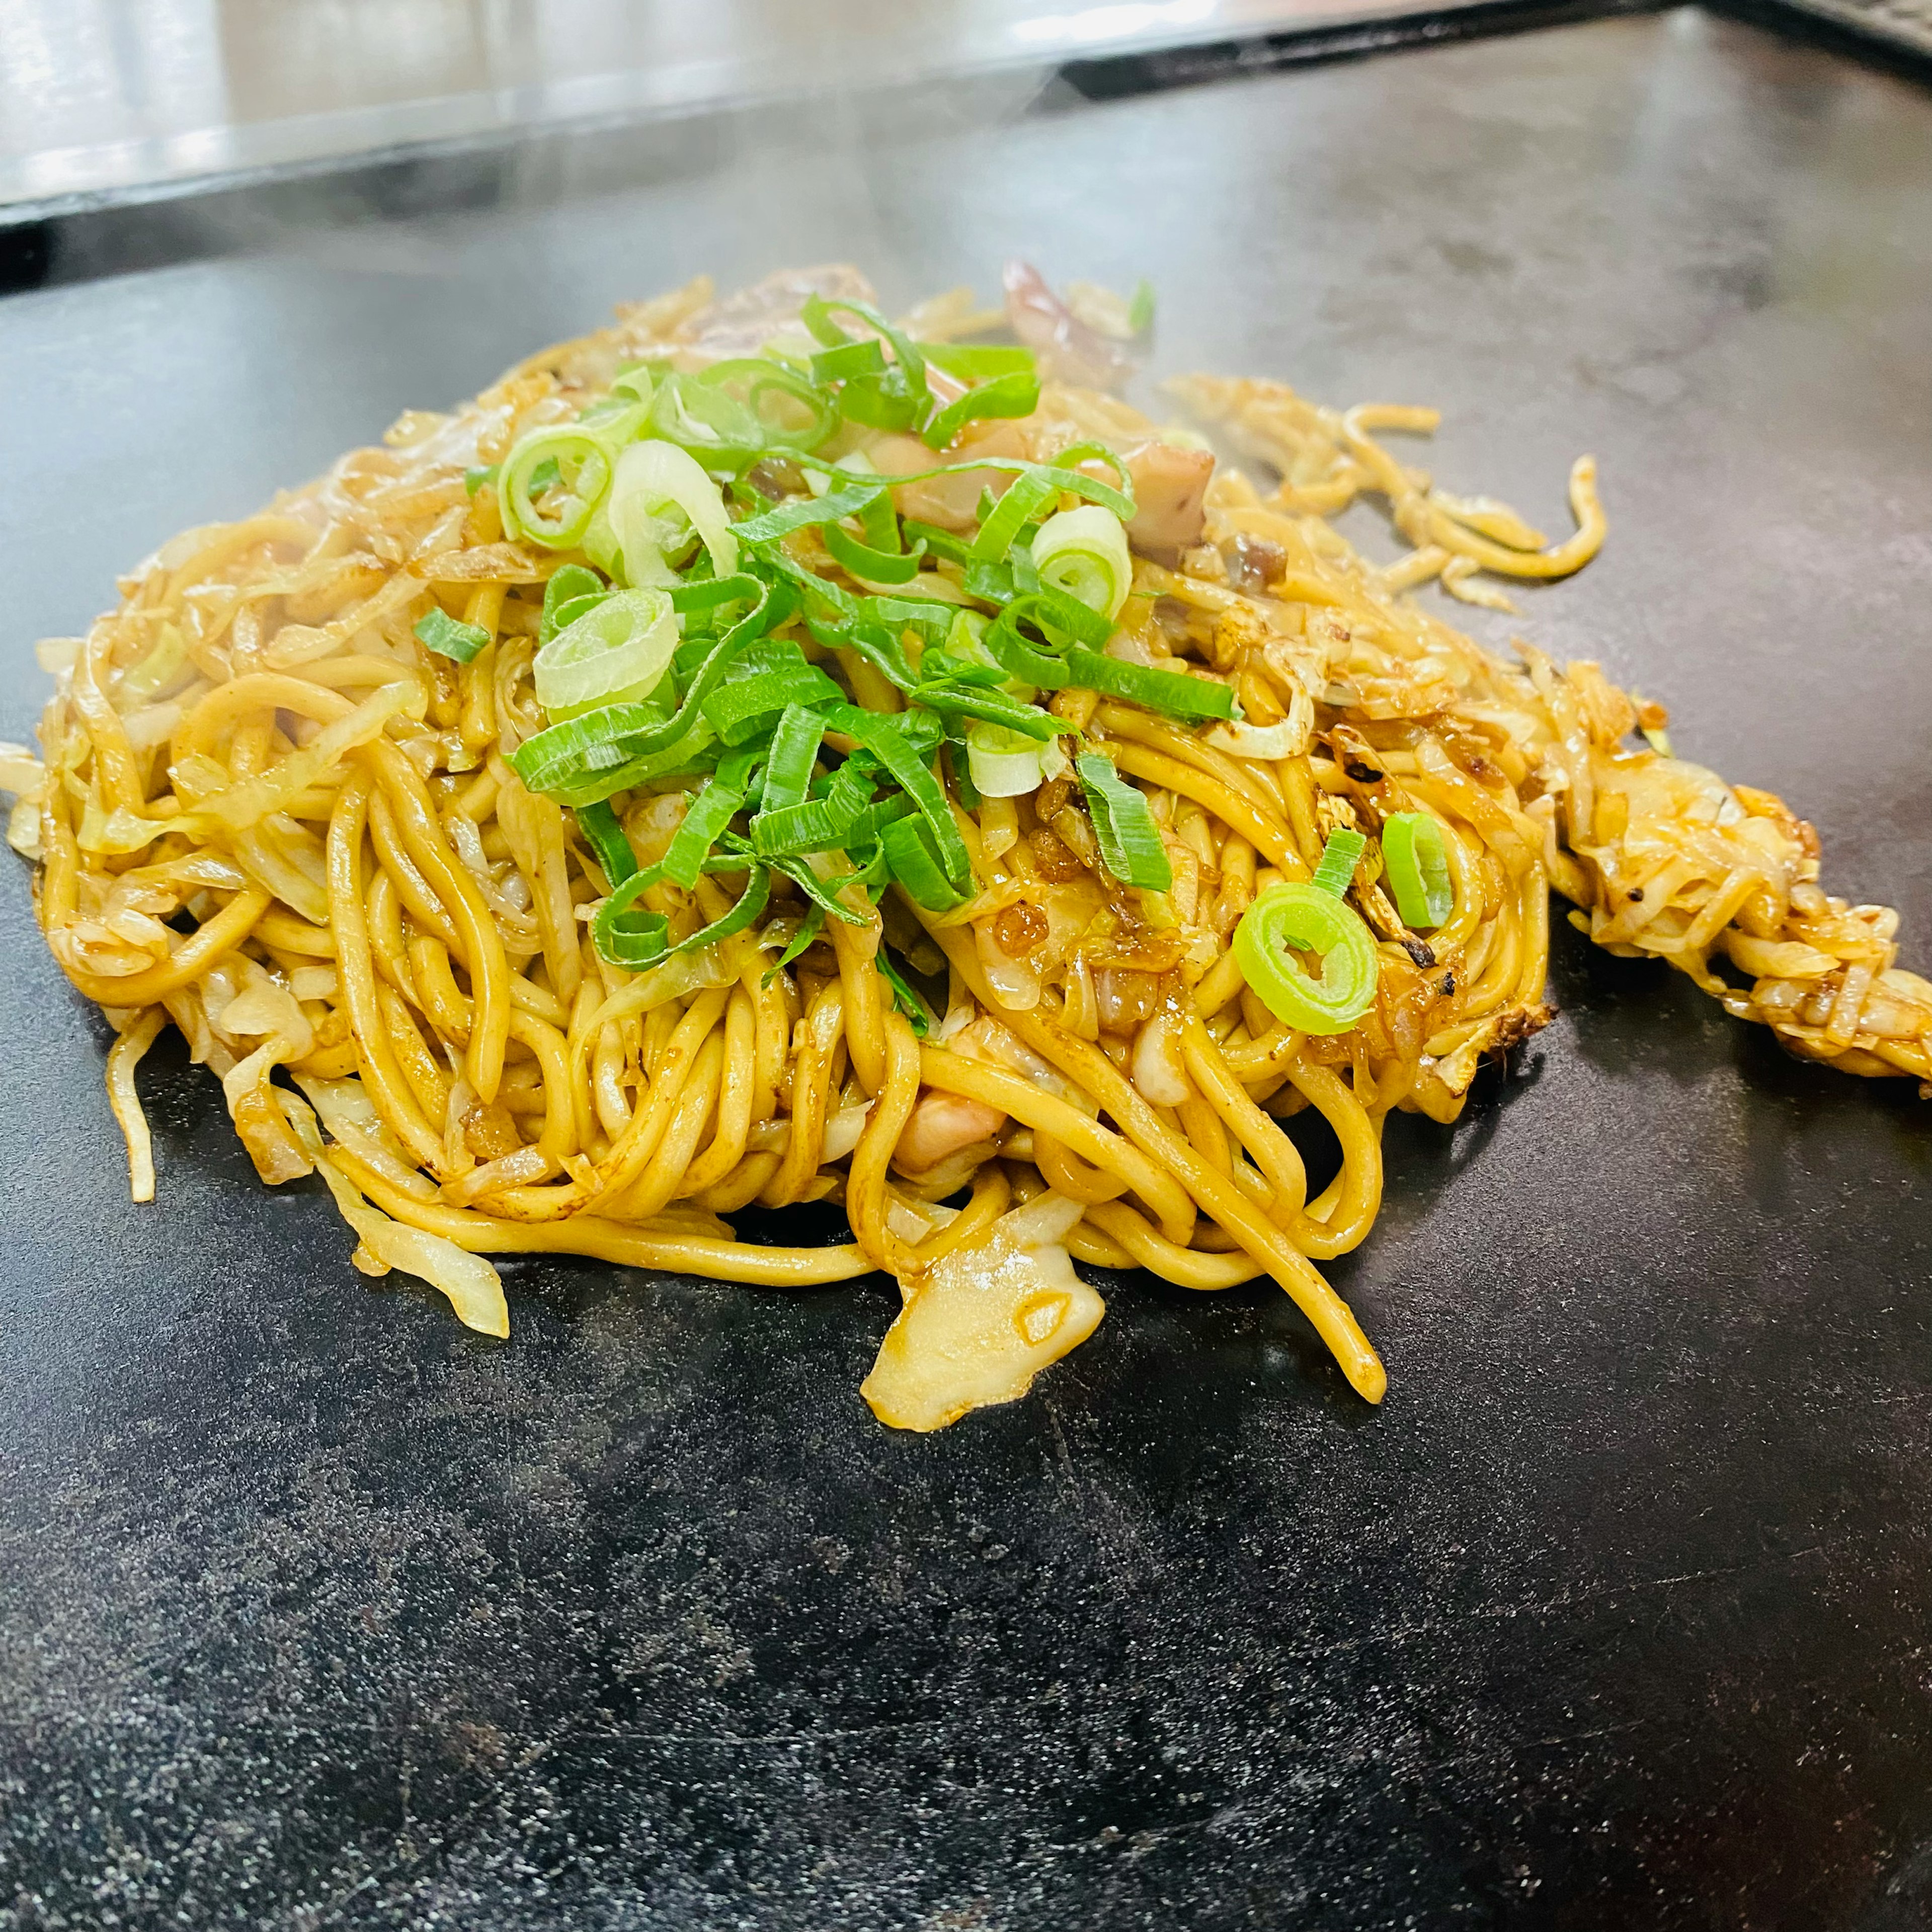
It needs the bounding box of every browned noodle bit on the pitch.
[8,263,1925,1431]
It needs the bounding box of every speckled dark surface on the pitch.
[3,12,1930,1927]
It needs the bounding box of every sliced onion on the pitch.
[997,1189,1084,1249]
[609,439,738,588]
[1208,718,1303,760]
[533,588,677,722]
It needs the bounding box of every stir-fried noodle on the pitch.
[9,265,1926,1429]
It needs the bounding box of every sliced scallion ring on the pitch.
[1031,504,1133,620]
[1232,884,1379,1035]
[498,426,613,551]
[1381,812,1454,928]
[533,589,678,722]
[967,725,1065,799]
[608,439,739,588]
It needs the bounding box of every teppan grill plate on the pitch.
[1,11,1928,1926]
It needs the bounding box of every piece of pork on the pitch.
[867,420,1031,530]
[1002,260,1137,391]
[894,1090,1007,1175]
[1121,437,1214,551]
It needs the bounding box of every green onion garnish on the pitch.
[1031,504,1133,621]
[463,464,498,499]
[540,564,609,645]
[573,797,638,887]
[498,426,613,551]
[1062,649,1236,722]
[533,588,677,721]
[484,329,1278,975]
[876,950,935,1035]
[1075,752,1172,892]
[414,607,491,664]
[1127,279,1157,336]
[1311,827,1368,899]
[609,439,739,586]
[1381,812,1453,929]
[704,659,844,748]
[920,344,1036,382]
[823,703,972,896]
[920,368,1041,452]
[810,338,888,384]
[879,815,964,911]
[823,521,927,586]
[1232,885,1379,1035]
[772,902,827,974]
[759,703,825,813]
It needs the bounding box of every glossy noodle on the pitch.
[9,265,1926,1430]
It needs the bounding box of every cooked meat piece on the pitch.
[869,420,1029,529]
[1123,439,1215,551]
[1002,260,1137,390]
[894,1090,1007,1175]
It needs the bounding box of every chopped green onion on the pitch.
[800,294,930,434]
[967,724,1064,798]
[900,518,977,566]
[765,848,871,926]
[611,360,655,407]
[919,681,1064,741]
[921,368,1041,452]
[594,856,770,971]
[1031,504,1133,620]
[498,426,613,551]
[645,362,835,470]
[754,763,873,858]
[823,521,927,585]
[822,703,972,894]
[810,339,888,384]
[733,475,889,546]
[1075,753,1172,891]
[1232,884,1379,1035]
[1127,280,1156,336]
[860,592,955,641]
[801,295,926,389]
[1311,827,1367,899]
[510,575,769,803]
[876,951,935,1035]
[533,588,677,721]
[703,660,843,747]
[970,467,1061,565]
[464,464,497,499]
[696,358,838,457]
[1062,648,1237,722]
[539,564,608,645]
[660,750,759,889]
[414,607,491,665]
[1381,812,1453,928]
[608,439,738,587]
[573,798,637,887]
[771,902,827,973]
[880,815,964,911]
[759,703,825,813]
[919,343,1036,381]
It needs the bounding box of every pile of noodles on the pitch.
[7,265,1927,1416]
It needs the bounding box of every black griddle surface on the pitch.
[2,13,1930,1927]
